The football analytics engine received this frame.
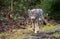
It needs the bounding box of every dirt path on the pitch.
[24,32,60,39]
[23,29,60,39]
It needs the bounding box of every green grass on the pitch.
[51,32,60,37]
[40,24,60,37]
[10,29,33,39]
[0,33,5,37]
[10,24,60,39]
[40,23,60,31]
[0,24,60,39]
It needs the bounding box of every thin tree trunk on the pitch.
[11,0,13,12]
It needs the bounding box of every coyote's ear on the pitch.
[28,9,31,13]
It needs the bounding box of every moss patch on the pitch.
[40,24,60,31]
